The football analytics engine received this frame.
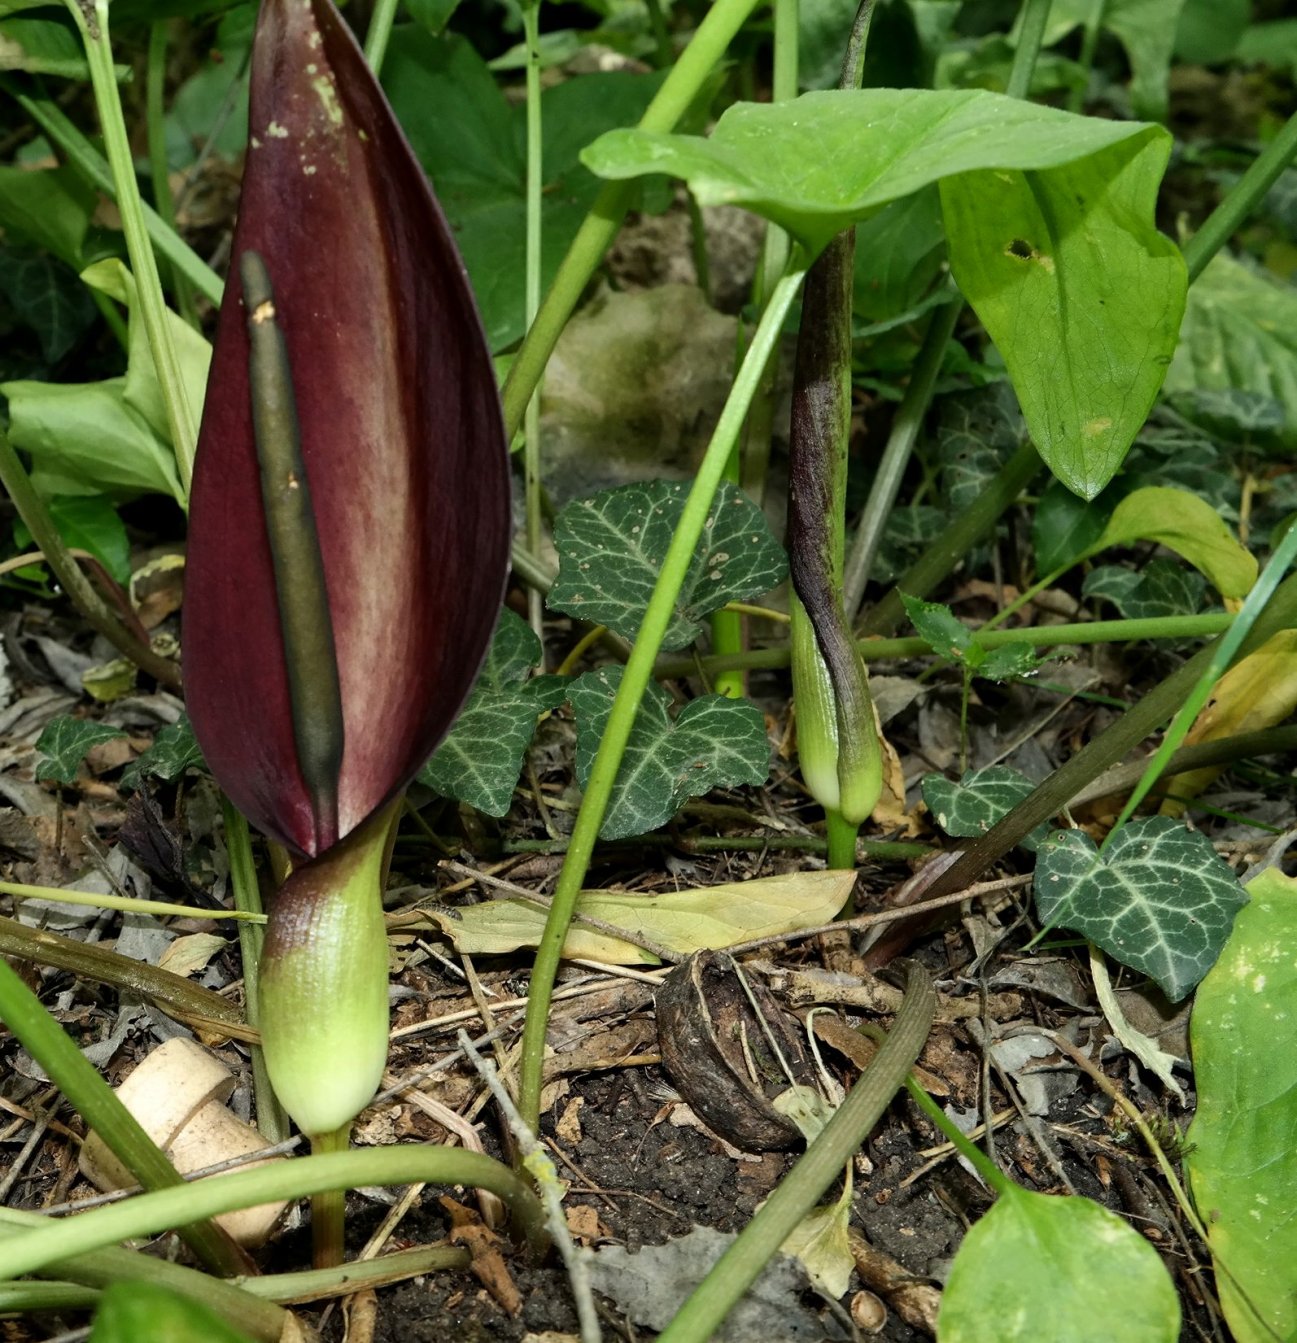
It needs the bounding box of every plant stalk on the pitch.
[146,21,197,326]
[522,0,546,645]
[363,0,400,73]
[309,1125,349,1268]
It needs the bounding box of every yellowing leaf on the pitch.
[1081,486,1256,598]
[427,870,855,965]
[158,932,228,979]
[780,1178,854,1298]
[1161,631,1297,817]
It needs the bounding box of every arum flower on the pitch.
[183,0,510,1143]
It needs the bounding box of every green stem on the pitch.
[517,262,810,1132]
[0,879,263,923]
[1067,0,1105,114]
[1183,107,1297,283]
[0,1149,548,1282]
[655,964,935,1343]
[522,0,546,645]
[0,430,183,690]
[363,0,400,73]
[67,0,197,496]
[500,0,763,440]
[0,77,223,306]
[1006,0,1054,101]
[825,809,860,872]
[0,957,251,1277]
[146,20,197,327]
[309,1125,349,1268]
[843,297,961,620]
[901,1070,1013,1195]
[222,798,289,1145]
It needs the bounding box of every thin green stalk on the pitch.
[0,1149,548,1281]
[655,964,935,1343]
[146,21,197,327]
[517,262,810,1131]
[1183,107,1297,283]
[522,0,546,645]
[237,1243,469,1303]
[0,429,184,691]
[0,957,251,1277]
[363,0,400,73]
[309,1125,349,1268]
[0,1283,100,1312]
[1067,0,1105,113]
[500,0,764,440]
[0,77,223,306]
[825,811,860,870]
[1006,0,1054,101]
[901,1069,1013,1195]
[842,298,961,619]
[66,0,197,495]
[1105,510,1297,843]
[0,879,264,923]
[221,798,289,1146]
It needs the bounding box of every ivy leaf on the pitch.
[34,716,126,785]
[1083,561,1207,620]
[1034,817,1248,1000]
[121,716,205,789]
[923,766,1050,852]
[569,666,770,840]
[419,610,569,817]
[1032,478,1113,575]
[548,480,788,650]
[901,594,972,661]
[0,249,96,363]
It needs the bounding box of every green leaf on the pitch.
[923,766,1050,852]
[900,594,972,662]
[548,480,788,651]
[852,188,947,330]
[0,14,93,79]
[428,869,855,965]
[1081,485,1256,598]
[569,666,770,840]
[89,1280,256,1343]
[0,249,97,363]
[405,0,462,36]
[121,716,204,789]
[0,165,94,267]
[385,31,664,351]
[871,504,945,585]
[940,135,1185,499]
[1034,817,1248,1000]
[166,6,253,170]
[1164,252,1297,452]
[34,716,127,785]
[974,642,1040,682]
[1174,0,1248,62]
[938,1185,1179,1342]
[419,610,569,817]
[1032,478,1113,574]
[1185,868,1297,1343]
[1083,560,1207,620]
[13,495,131,587]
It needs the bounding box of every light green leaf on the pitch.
[780,1180,854,1299]
[1163,252,1297,451]
[939,1185,1179,1341]
[923,766,1049,851]
[34,716,127,786]
[940,136,1185,499]
[1185,867,1297,1343]
[570,666,770,840]
[121,716,204,789]
[427,869,855,965]
[0,165,93,267]
[0,14,94,79]
[900,594,973,662]
[89,1280,256,1343]
[1081,485,1256,598]
[1082,560,1206,620]
[974,642,1040,682]
[1034,817,1248,1001]
[548,480,788,651]
[14,495,131,587]
[419,610,569,817]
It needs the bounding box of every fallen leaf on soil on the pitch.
[158,932,228,979]
[439,1196,522,1315]
[427,870,855,964]
[564,1204,610,1244]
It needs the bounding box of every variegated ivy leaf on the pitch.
[1083,561,1207,620]
[34,716,126,785]
[922,766,1050,852]
[548,479,788,650]
[121,715,205,789]
[419,610,568,817]
[1034,817,1248,1001]
[569,666,770,840]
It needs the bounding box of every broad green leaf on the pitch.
[1174,0,1248,62]
[419,610,569,816]
[1080,485,1256,598]
[89,1280,256,1343]
[1032,478,1112,574]
[166,5,253,169]
[939,1185,1179,1342]
[14,495,131,586]
[405,0,462,36]
[0,165,94,266]
[34,716,127,785]
[1083,560,1206,620]
[1185,868,1297,1343]
[548,480,788,650]
[940,135,1185,499]
[1034,816,1248,1000]
[385,31,664,351]
[900,594,972,661]
[1172,388,1287,448]
[427,869,855,964]
[852,188,947,330]
[569,666,770,840]
[0,250,97,363]
[121,716,204,789]
[0,14,93,79]
[922,766,1049,851]
[1164,252,1297,451]
[1235,19,1297,76]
